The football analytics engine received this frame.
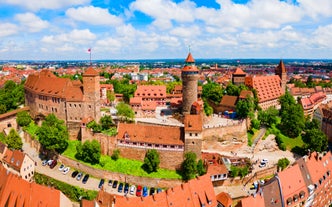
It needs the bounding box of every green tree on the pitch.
[277,158,290,171]
[306,75,314,88]
[250,119,260,130]
[111,149,120,161]
[86,120,102,132]
[0,81,25,113]
[116,102,135,121]
[230,165,240,177]
[279,92,305,138]
[258,107,279,127]
[202,82,224,104]
[6,129,23,150]
[76,140,101,164]
[302,128,328,153]
[16,111,32,127]
[236,97,254,119]
[106,90,115,104]
[143,149,160,173]
[197,159,206,176]
[100,115,114,130]
[225,83,240,96]
[37,114,69,153]
[182,152,197,181]
[279,104,305,138]
[203,99,213,116]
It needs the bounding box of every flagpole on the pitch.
[89,48,92,66]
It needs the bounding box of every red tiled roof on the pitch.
[245,75,282,103]
[305,151,332,185]
[84,67,99,76]
[278,163,308,207]
[239,90,253,99]
[24,69,84,101]
[220,95,238,107]
[185,52,195,63]
[233,68,246,75]
[134,85,166,99]
[0,165,62,207]
[216,192,232,207]
[91,174,217,207]
[117,123,184,145]
[241,194,265,207]
[183,114,203,132]
[276,60,286,73]
[3,149,25,171]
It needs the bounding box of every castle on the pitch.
[24,68,101,139]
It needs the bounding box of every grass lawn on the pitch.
[247,128,258,146]
[62,140,182,179]
[268,125,305,151]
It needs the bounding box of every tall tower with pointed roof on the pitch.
[181,52,200,114]
[275,60,287,94]
[82,67,101,122]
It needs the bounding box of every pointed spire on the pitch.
[185,52,195,63]
[277,60,286,73]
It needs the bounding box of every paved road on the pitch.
[22,140,135,197]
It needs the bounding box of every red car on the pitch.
[136,185,142,197]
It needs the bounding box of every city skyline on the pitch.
[0,0,332,60]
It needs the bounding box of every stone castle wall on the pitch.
[202,120,247,142]
[181,74,199,114]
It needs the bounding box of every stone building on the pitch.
[232,68,246,86]
[24,68,101,139]
[275,60,287,94]
[181,52,200,114]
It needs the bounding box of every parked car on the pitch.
[136,185,142,197]
[259,162,267,168]
[82,174,89,184]
[49,160,57,169]
[76,172,83,181]
[112,180,118,188]
[108,180,112,186]
[62,167,70,174]
[47,159,53,166]
[71,171,79,178]
[124,183,129,194]
[118,183,124,193]
[42,160,48,166]
[58,164,65,171]
[142,186,148,197]
[130,185,136,195]
[98,179,105,189]
[157,188,162,193]
[149,187,155,195]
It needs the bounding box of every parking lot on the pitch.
[23,140,160,198]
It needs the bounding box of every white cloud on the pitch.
[15,13,49,32]
[42,29,96,45]
[66,6,122,26]
[170,25,201,38]
[0,23,18,37]
[311,24,332,48]
[129,0,196,30]
[298,0,332,18]
[0,0,90,11]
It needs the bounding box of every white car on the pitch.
[129,185,136,195]
[42,160,48,166]
[259,162,267,168]
[58,164,65,171]
[47,159,53,166]
[62,167,70,174]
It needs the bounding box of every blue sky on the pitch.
[0,0,331,60]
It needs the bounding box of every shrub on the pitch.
[111,149,120,161]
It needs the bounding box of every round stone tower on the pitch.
[181,52,199,114]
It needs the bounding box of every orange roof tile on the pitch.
[220,95,238,107]
[3,149,25,171]
[185,52,195,63]
[117,123,184,145]
[277,163,308,207]
[0,165,62,207]
[84,67,99,76]
[135,85,166,98]
[233,68,246,75]
[216,192,232,207]
[183,114,203,132]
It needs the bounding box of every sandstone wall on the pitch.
[117,147,184,170]
[202,120,247,142]
[58,155,182,188]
